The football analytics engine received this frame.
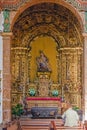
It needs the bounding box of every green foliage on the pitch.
[12,103,23,117]
[52,90,59,96]
[28,88,36,96]
[73,106,79,111]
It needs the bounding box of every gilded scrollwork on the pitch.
[56,46,83,107]
[11,3,83,108]
[37,72,51,97]
[13,3,83,48]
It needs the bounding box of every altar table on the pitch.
[31,107,58,119]
[26,97,61,114]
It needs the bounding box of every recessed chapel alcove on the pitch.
[11,2,83,109]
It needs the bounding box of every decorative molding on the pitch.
[65,0,87,11]
[0,32,13,37]
[12,3,83,48]
[1,0,87,11]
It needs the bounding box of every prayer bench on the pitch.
[31,107,58,119]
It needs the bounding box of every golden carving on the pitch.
[11,3,83,108]
[37,72,51,97]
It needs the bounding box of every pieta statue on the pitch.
[36,50,51,72]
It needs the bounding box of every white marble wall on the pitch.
[0,11,3,123]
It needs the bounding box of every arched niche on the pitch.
[11,2,83,108]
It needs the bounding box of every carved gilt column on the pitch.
[1,32,12,122]
[11,46,31,104]
[57,47,83,108]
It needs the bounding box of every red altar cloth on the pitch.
[26,97,61,101]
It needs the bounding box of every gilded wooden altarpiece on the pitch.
[11,3,83,108]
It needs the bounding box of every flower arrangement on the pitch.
[52,90,59,96]
[28,88,36,96]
